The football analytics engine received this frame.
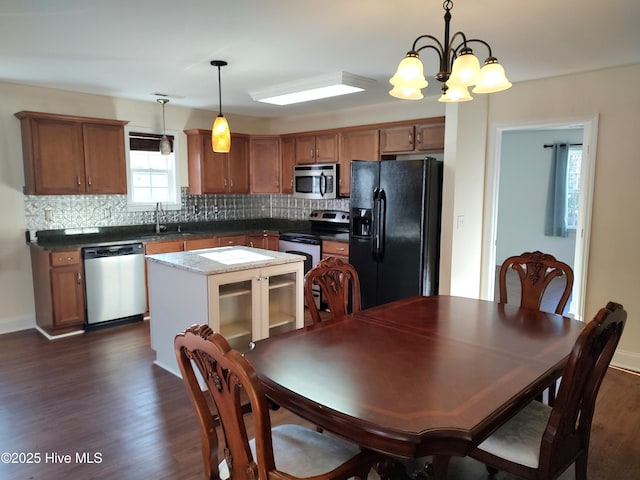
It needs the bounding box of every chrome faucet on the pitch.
[155,202,166,233]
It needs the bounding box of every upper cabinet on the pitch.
[280,137,295,195]
[338,128,380,197]
[250,136,281,194]
[294,132,338,164]
[186,129,250,194]
[380,117,445,154]
[15,111,128,195]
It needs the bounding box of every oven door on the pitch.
[278,238,321,310]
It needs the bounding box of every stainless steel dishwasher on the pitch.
[83,242,146,326]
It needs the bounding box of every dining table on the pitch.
[244,295,585,479]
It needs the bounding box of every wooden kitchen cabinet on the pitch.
[15,111,128,195]
[30,247,85,336]
[295,132,338,164]
[281,137,295,194]
[322,239,349,263]
[217,235,248,247]
[248,232,279,251]
[185,129,250,194]
[250,136,281,193]
[339,128,380,196]
[380,117,445,154]
[208,262,303,353]
[184,236,218,251]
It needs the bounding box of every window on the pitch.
[566,146,582,230]
[125,127,180,211]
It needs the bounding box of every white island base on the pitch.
[146,246,305,376]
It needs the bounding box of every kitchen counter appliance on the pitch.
[279,210,349,308]
[83,242,146,327]
[293,163,338,199]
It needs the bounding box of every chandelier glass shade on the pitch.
[211,60,231,153]
[389,0,511,103]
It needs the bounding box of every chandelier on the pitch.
[211,60,231,153]
[389,0,512,102]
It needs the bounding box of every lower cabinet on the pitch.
[217,234,248,247]
[248,232,279,250]
[208,262,303,353]
[322,239,349,263]
[30,247,85,336]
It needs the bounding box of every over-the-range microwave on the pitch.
[293,163,338,199]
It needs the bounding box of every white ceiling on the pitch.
[2,0,639,118]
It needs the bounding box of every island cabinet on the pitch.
[338,128,380,196]
[146,247,304,376]
[250,136,281,193]
[15,111,128,195]
[208,262,301,353]
[30,246,85,336]
[379,118,445,154]
[185,129,250,194]
[294,132,338,164]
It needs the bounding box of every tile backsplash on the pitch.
[24,188,350,232]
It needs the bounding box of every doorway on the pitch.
[481,116,599,321]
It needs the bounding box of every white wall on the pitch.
[485,64,640,370]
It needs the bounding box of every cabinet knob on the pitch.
[76,176,81,186]
[87,176,92,186]
[76,273,81,284]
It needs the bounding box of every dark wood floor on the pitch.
[1,319,639,479]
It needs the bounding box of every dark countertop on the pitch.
[31,218,348,249]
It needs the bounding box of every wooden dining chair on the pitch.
[468,301,626,480]
[499,250,574,315]
[175,324,380,480]
[304,256,362,325]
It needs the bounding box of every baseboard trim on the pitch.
[0,314,36,335]
[612,348,640,374]
[34,325,85,340]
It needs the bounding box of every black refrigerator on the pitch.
[349,158,443,309]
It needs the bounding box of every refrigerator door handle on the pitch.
[372,188,380,260]
[378,188,386,260]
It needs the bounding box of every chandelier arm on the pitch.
[453,38,494,59]
[411,34,444,56]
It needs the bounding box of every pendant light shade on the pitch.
[211,60,231,153]
[157,98,172,155]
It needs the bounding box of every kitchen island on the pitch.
[146,246,305,376]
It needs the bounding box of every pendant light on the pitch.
[157,98,172,155]
[211,60,231,153]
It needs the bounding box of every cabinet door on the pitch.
[248,233,279,250]
[315,133,339,163]
[30,117,85,194]
[184,236,218,250]
[281,137,295,194]
[380,125,415,153]
[51,265,85,328]
[217,235,248,247]
[228,135,250,193]
[339,129,379,196]
[82,123,127,194]
[209,269,259,353]
[250,137,281,193]
[295,135,316,164]
[415,122,445,152]
[204,148,230,194]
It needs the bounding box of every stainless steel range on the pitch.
[278,210,349,309]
